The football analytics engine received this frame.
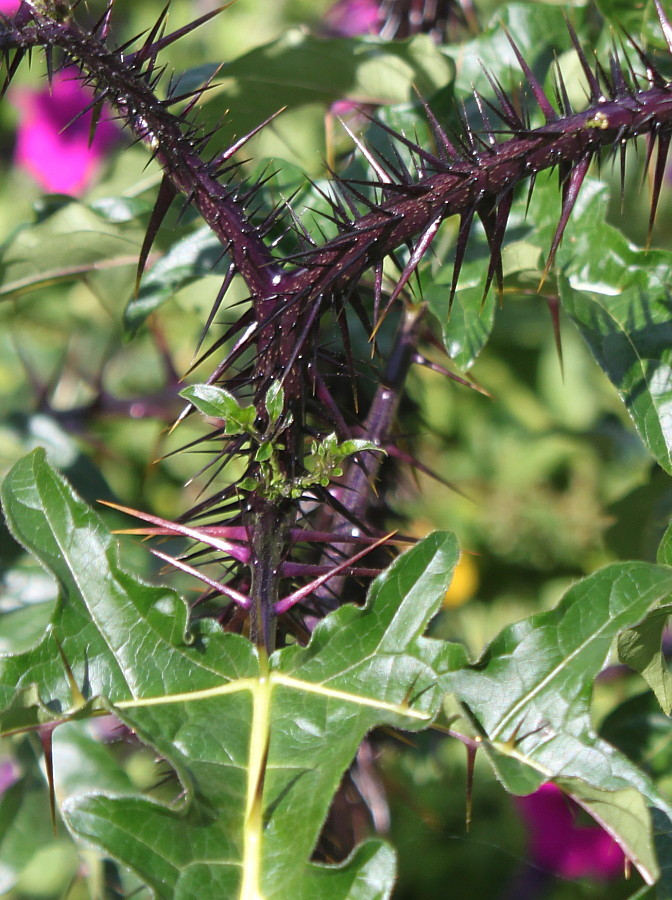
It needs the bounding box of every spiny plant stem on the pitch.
[245,495,294,651]
[314,304,427,607]
[6,2,672,646]
[0,10,282,295]
[8,13,672,322]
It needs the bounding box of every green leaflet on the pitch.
[0,450,461,899]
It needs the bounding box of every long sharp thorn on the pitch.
[647,133,670,248]
[622,27,665,88]
[275,533,393,615]
[339,119,393,183]
[654,0,672,54]
[553,57,572,115]
[504,28,556,122]
[100,499,251,560]
[413,353,492,396]
[619,136,627,213]
[44,45,53,87]
[88,98,104,148]
[0,49,25,100]
[130,2,170,66]
[92,0,115,40]
[194,264,236,356]
[39,724,58,835]
[373,260,384,326]
[358,107,448,168]
[150,547,252,609]
[414,88,459,158]
[540,155,591,288]
[179,69,223,118]
[480,190,514,302]
[480,64,523,129]
[135,174,178,297]
[54,636,86,709]
[449,207,477,310]
[384,215,442,312]
[139,5,234,59]
[210,107,287,167]
[524,172,537,219]
[472,91,496,147]
[565,19,602,101]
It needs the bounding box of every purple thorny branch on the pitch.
[4,0,672,651]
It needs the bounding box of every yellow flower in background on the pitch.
[408,521,479,609]
[443,553,479,608]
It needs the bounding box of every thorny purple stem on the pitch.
[6,4,672,647]
[245,495,293,650]
[314,304,427,608]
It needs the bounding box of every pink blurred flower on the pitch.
[324,0,380,37]
[516,783,625,881]
[0,757,19,794]
[0,0,20,13]
[11,66,119,195]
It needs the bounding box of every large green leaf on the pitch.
[0,450,462,899]
[446,561,672,894]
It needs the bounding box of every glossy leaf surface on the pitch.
[447,560,672,892]
[0,450,461,899]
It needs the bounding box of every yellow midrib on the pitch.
[113,667,431,898]
[239,669,272,900]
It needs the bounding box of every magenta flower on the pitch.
[0,757,19,794]
[11,66,119,195]
[0,0,20,13]
[516,784,625,881]
[324,0,380,37]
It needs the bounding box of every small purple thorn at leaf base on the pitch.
[38,723,58,834]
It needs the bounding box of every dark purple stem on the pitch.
[314,304,426,607]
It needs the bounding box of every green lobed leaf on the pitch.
[444,3,579,97]
[618,606,672,716]
[446,560,672,893]
[426,253,498,372]
[0,450,462,899]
